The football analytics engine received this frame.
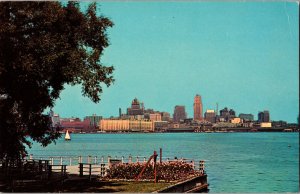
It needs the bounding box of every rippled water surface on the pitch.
[28,132,299,192]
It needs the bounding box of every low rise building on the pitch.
[60,117,91,132]
[153,121,168,130]
[230,117,242,124]
[129,120,154,131]
[260,122,272,128]
[239,113,254,122]
[99,119,130,131]
[99,119,153,132]
[204,109,216,123]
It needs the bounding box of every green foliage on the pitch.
[0,2,114,160]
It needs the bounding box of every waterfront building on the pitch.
[272,120,287,127]
[193,94,203,121]
[204,109,216,123]
[84,114,102,129]
[129,120,154,131]
[127,98,144,116]
[260,122,272,128]
[99,119,130,131]
[258,110,270,122]
[230,117,242,124]
[239,113,254,122]
[173,105,187,122]
[154,121,168,130]
[99,119,154,132]
[60,117,91,132]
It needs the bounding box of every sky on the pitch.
[53,1,299,123]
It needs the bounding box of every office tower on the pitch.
[173,105,187,122]
[258,110,270,122]
[193,94,203,121]
[204,109,216,123]
[127,98,144,116]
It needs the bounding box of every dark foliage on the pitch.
[0,2,114,161]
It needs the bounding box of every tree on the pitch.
[0,2,114,161]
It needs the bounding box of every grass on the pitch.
[100,181,172,193]
[61,180,172,193]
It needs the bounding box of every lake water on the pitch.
[28,132,299,192]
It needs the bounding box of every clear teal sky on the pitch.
[53,2,299,123]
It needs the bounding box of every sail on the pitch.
[65,130,71,140]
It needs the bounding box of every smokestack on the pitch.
[119,108,122,118]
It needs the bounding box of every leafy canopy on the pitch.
[0,1,114,160]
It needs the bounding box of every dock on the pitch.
[1,151,208,192]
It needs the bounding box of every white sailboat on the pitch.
[65,130,71,141]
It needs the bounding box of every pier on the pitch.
[0,151,208,192]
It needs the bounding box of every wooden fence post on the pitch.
[79,163,83,177]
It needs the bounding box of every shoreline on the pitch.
[62,128,299,134]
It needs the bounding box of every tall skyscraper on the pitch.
[173,106,187,122]
[193,94,203,121]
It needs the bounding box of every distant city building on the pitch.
[258,110,270,122]
[49,110,60,127]
[60,117,91,132]
[100,119,130,131]
[99,119,154,132]
[230,117,241,124]
[193,94,203,121]
[149,113,162,121]
[84,114,102,129]
[220,107,229,118]
[183,118,193,124]
[239,113,254,122]
[127,98,144,116]
[129,115,144,120]
[204,109,216,123]
[161,112,171,122]
[271,120,287,127]
[219,107,236,122]
[229,109,235,117]
[144,109,155,114]
[173,105,187,122]
[260,122,272,128]
[129,120,153,131]
[153,121,168,130]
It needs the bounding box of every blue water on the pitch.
[28,132,299,192]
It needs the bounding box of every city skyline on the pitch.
[51,2,299,123]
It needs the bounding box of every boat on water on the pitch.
[65,130,71,141]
